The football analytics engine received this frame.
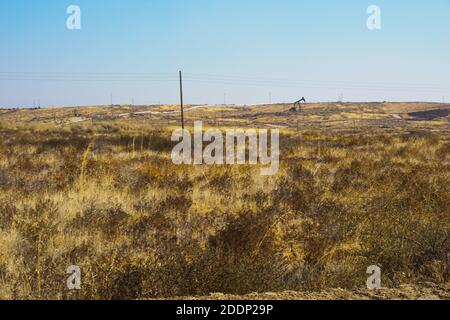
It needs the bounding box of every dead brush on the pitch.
[0,122,448,299]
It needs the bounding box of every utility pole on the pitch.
[224,93,227,105]
[269,92,272,104]
[179,71,184,129]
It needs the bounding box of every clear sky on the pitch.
[0,0,449,107]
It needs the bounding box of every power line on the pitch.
[1,71,448,89]
[0,71,449,94]
[0,71,175,75]
[182,79,450,94]
[0,78,179,83]
[184,72,448,89]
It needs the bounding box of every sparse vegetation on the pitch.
[0,103,448,299]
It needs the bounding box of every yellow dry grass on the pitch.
[0,103,448,299]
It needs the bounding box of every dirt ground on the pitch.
[171,283,450,300]
[2,102,449,133]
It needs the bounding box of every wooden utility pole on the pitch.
[179,71,184,129]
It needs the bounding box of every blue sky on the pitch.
[0,0,449,107]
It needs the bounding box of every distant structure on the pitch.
[290,97,306,112]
